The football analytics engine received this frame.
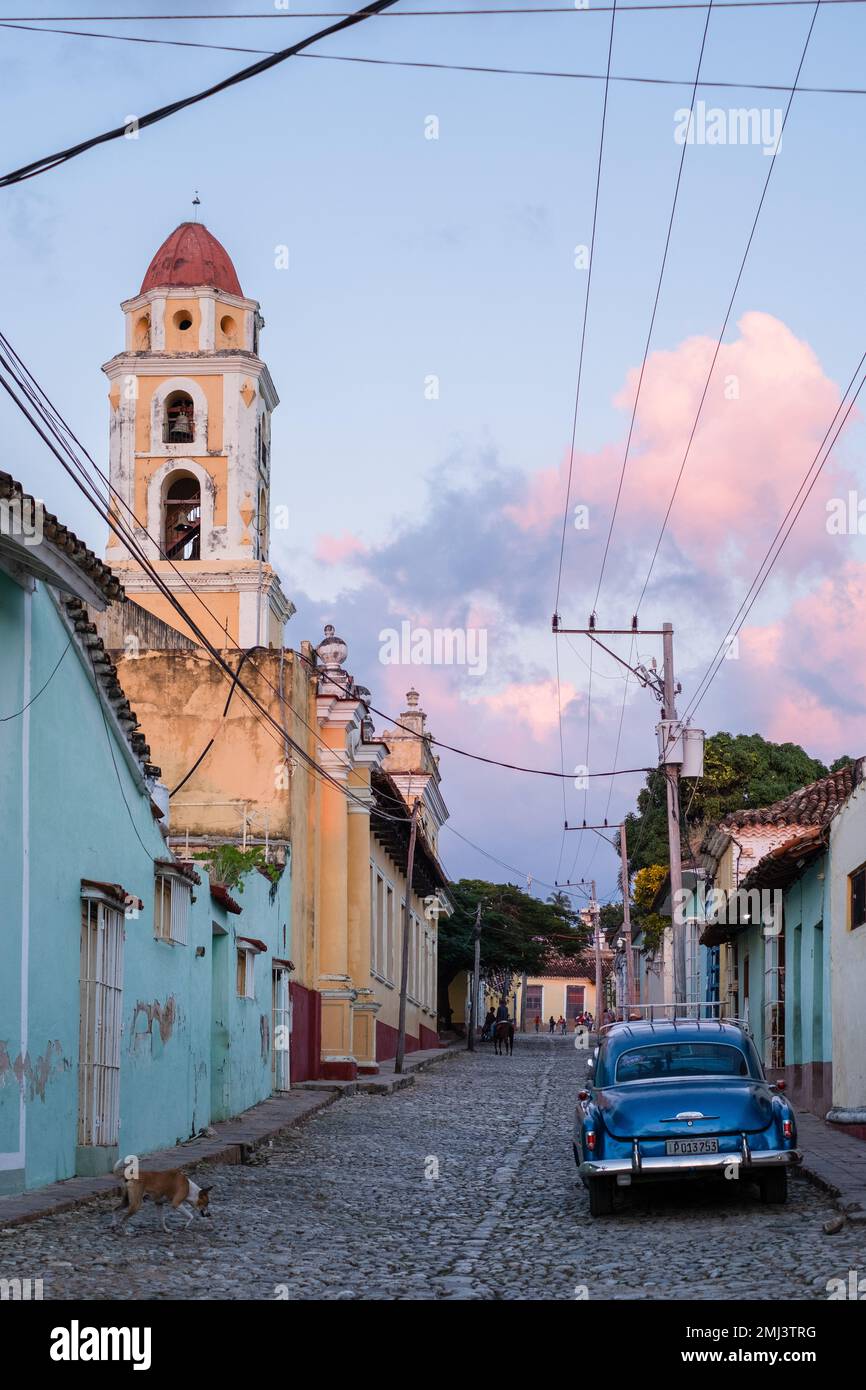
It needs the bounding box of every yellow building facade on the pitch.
[96,220,450,1082]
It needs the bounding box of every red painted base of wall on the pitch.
[358,1064,380,1076]
[829,1122,866,1143]
[290,982,321,1083]
[320,1059,358,1081]
[376,1020,441,1062]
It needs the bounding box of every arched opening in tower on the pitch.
[163,390,195,445]
[163,472,201,560]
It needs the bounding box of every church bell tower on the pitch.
[103,220,293,648]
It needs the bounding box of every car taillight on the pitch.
[586,1131,596,1151]
[776,1080,786,1091]
[578,1090,589,1101]
[783,1119,794,1139]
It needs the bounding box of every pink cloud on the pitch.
[314,530,367,565]
[736,562,866,757]
[473,679,579,742]
[506,312,851,582]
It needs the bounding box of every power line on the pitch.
[294,646,653,780]
[552,0,618,886]
[553,0,616,619]
[5,2,865,16]
[680,348,866,724]
[5,21,865,95]
[592,0,714,613]
[0,0,404,188]
[632,0,824,615]
[0,635,72,721]
[0,340,411,825]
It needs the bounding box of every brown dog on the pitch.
[112,1160,213,1233]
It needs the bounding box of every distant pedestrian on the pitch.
[534,1015,540,1033]
[558,1015,566,1035]
[548,1015,556,1034]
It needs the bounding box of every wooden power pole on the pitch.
[394,798,420,1075]
[591,880,602,1027]
[619,821,635,1019]
[466,900,482,1052]
[662,622,686,1007]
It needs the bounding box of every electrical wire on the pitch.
[0,0,404,187]
[679,348,866,725]
[4,2,864,16]
[592,0,714,613]
[4,22,865,95]
[632,0,824,616]
[0,635,72,721]
[0,342,411,824]
[552,0,617,887]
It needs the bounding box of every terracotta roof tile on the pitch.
[0,471,123,603]
[719,764,858,831]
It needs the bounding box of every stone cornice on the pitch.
[121,287,260,314]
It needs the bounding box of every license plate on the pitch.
[665,1137,719,1156]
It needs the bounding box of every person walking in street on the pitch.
[548,1015,556,1034]
[558,1015,566,1036]
[534,1014,541,1033]
[481,1006,496,1042]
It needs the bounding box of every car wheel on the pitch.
[759,1169,788,1204]
[588,1177,615,1217]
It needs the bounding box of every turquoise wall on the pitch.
[735,856,830,1069]
[0,574,292,1194]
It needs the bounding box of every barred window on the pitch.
[154,871,191,945]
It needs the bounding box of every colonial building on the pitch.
[0,471,288,1195]
[95,220,450,1083]
[102,220,292,649]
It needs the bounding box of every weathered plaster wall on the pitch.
[0,578,296,1194]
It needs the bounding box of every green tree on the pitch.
[624,732,830,875]
[437,880,590,1007]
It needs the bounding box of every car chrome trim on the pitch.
[579,1147,802,1179]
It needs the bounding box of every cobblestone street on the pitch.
[3,1037,864,1301]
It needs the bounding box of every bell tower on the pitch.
[103,220,293,648]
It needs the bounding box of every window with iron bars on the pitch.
[154,871,192,945]
[78,894,124,1148]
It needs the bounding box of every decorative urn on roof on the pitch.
[316,624,351,696]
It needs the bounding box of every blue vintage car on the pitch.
[574,1019,802,1217]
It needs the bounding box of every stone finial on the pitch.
[406,688,420,708]
[316,624,352,697]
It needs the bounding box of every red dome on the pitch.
[140,222,243,297]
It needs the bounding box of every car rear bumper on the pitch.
[578,1147,802,1180]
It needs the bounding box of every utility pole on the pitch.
[662,621,686,1008]
[619,821,635,1020]
[466,900,482,1052]
[394,798,420,1075]
[591,880,602,1030]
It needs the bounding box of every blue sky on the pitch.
[1,1,865,902]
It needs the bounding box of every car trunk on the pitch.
[596,1081,775,1140]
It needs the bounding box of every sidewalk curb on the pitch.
[0,1045,461,1231]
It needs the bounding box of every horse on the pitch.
[493,1020,514,1056]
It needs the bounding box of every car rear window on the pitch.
[614,1042,751,1083]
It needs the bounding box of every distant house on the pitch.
[515,952,607,1031]
[0,472,288,1195]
